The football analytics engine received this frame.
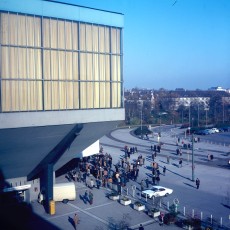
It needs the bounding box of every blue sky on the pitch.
[57,0,230,90]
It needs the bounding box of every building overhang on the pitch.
[0,108,125,129]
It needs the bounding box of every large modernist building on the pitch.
[0,0,124,205]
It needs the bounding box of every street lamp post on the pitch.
[191,134,195,181]
[140,110,143,138]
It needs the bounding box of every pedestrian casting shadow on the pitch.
[172,163,179,168]
[68,216,76,229]
[144,166,152,171]
[145,173,152,178]
[159,167,191,181]
[159,160,168,164]
[79,194,87,204]
[198,157,210,162]
[221,203,230,209]
[183,182,196,188]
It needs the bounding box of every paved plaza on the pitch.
[30,126,230,230]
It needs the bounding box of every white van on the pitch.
[38,182,76,204]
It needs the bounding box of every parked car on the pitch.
[223,127,230,132]
[210,128,219,133]
[141,186,173,199]
[197,129,210,135]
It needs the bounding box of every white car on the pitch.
[141,185,173,198]
[210,128,219,133]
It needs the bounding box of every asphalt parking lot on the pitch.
[30,126,230,230]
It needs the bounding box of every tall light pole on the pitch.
[140,110,143,138]
[197,103,200,127]
[204,107,209,127]
[191,134,195,181]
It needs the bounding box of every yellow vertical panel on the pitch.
[50,19,58,49]
[117,56,121,81]
[35,49,42,79]
[18,48,27,79]
[99,55,105,81]
[111,56,117,81]
[72,22,78,50]
[27,81,34,110]
[1,80,11,111]
[58,20,65,49]
[86,24,92,52]
[117,82,121,107]
[105,55,110,81]
[111,83,117,108]
[44,81,52,110]
[58,51,65,80]
[26,16,35,46]
[11,81,20,111]
[26,15,41,47]
[28,81,42,110]
[94,82,100,108]
[66,82,74,109]
[73,82,79,109]
[9,14,18,45]
[50,51,58,80]
[104,27,110,53]
[59,81,66,109]
[42,18,50,48]
[99,26,105,53]
[92,25,98,52]
[80,53,86,80]
[27,48,35,79]
[99,82,105,108]
[111,28,117,54]
[37,81,43,110]
[34,17,41,47]
[52,81,59,109]
[87,82,93,108]
[1,13,9,45]
[80,23,86,51]
[43,50,51,80]
[66,51,73,80]
[105,82,111,108]
[73,52,79,80]
[116,29,121,54]
[80,82,87,109]
[9,47,18,78]
[19,80,28,111]
[87,53,93,81]
[17,15,26,46]
[93,54,99,81]
[1,47,10,79]
[65,21,72,50]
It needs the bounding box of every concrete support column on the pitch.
[40,164,54,213]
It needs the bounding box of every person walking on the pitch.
[196,178,200,189]
[141,179,145,191]
[73,213,79,230]
[156,176,160,185]
[179,159,182,167]
[89,191,93,205]
[84,190,88,202]
[167,155,170,164]
[163,166,166,176]
[139,224,144,230]
[145,177,149,188]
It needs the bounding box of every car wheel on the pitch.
[62,199,69,204]
[165,193,169,197]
